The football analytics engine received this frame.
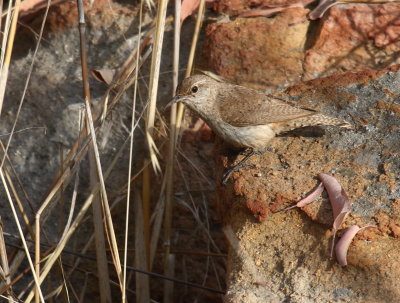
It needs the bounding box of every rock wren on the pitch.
[170,75,351,182]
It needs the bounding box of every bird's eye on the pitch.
[191,86,198,93]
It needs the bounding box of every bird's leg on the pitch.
[222,148,260,184]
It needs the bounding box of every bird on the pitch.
[169,74,351,183]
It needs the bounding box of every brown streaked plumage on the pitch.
[171,74,351,151]
[170,74,351,183]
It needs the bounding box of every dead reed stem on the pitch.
[122,0,144,301]
[163,0,206,300]
[162,0,182,299]
[0,216,12,302]
[1,170,45,303]
[0,0,20,118]
[142,0,169,277]
[175,0,206,134]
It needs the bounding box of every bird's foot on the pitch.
[218,148,249,159]
[222,164,255,185]
[221,148,262,184]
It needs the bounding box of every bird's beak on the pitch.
[165,95,182,109]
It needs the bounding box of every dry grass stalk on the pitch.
[163,0,206,300]
[163,254,175,301]
[150,176,167,268]
[24,180,100,302]
[162,0,182,299]
[0,0,20,118]
[30,136,90,303]
[24,28,152,301]
[23,4,141,301]
[85,98,123,288]
[25,37,152,301]
[0,1,2,52]
[59,110,83,243]
[0,5,52,298]
[2,167,34,239]
[0,4,12,72]
[140,0,170,286]
[1,65,137,303]
[0,216,12,302]
[134,191,150,302]
[175,0,206,134]
[0,170,45,303]
[145,0,168,174]
[123,0,144,301]
[89,154,112,303]
[142,164,152,268]
[50,193,128,300]
[78,1,118,299]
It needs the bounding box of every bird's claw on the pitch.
[222,164,256,185]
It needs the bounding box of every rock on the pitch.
[212,0,312,16]
[304,4,400,80]
[217,66,400,302]
[204,8,310,90]
[205,3,400,88]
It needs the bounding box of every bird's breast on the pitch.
[209,120,277,150]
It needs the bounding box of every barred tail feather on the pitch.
[296,114,352,129]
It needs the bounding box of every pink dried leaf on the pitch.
[308,0,337,20]
[20,0,66,17]
[281,182,324,211]
[181,0,200,23]
[318,173,351,257]
[335,225,377,266]
[318,173,351,229]
[181,0,214,24]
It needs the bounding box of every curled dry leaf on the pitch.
[318,173,351,256]
[91,69,116,85]
[281,182,324,211]
[279,173,376,266]
[335,225,377,266]
[318,173,351,230]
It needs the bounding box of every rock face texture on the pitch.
[203,3,400,302]
[205,4,400,89]
[215,67,400,302]
[205,8,310,90]
[303,4,400,81]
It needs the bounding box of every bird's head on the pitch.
[167,75,218,114]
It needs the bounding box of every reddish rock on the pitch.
[217,67,400,302]
[304,4,400,80]
[204,8,310,89]
[19,0,133,31]
[246,200,270,222]
[205,4,400,88]
[213,0,312,15]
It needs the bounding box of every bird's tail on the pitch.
[294,114,352,129]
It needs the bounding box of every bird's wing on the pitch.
[218,86,316,127]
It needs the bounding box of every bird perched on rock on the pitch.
[169,74,351,183]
